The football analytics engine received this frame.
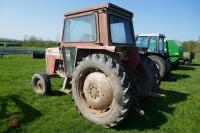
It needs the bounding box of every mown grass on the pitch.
[0,54,200,133]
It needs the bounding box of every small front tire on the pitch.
[32,72,51,95]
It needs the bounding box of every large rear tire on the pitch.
[141,55,161,92]
[132,55,161,95]
[72,54,132,128]
[165,60,172,78]
[148,55,166,79]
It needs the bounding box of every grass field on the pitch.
[0,54,200,133]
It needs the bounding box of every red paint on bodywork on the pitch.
[47,55,63,74]
[47,56,56,74]
[46,47,63,75]
[125,47,141,72]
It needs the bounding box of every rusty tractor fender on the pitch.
[45,45,141,77]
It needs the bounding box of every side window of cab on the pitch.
[148,37,157,52]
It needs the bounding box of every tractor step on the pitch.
[56,70,66,79]
[143,91,166,98]
[59,88,71,94]
[59,75,71,94]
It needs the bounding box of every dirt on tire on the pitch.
[71,54,132,128]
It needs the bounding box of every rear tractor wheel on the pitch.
[32,72,51,95]
[148,55,166,79]
[132,54,161,98]
[72,54,132,128]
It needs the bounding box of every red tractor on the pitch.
[32,3,163,127]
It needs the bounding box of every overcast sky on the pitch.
[0,0,200,41]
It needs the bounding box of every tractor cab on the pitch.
[136,34,171,79]
[46,3,139,76]
[136,34,168,58]
[61,3,135,47]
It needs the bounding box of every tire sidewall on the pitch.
[72,55,130,126]
[149,55,166,79]
[32,73,49,95]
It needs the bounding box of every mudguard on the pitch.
[46,47,62,75]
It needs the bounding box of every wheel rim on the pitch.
[33,78,45,94]
[36,80,44,92]
[77,70,114,117]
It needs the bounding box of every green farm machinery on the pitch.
[165,40,195,67]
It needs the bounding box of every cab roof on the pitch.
[137,33,165,38]
[64,3,133,17]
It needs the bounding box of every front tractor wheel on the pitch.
[32,72,51,95]
[72,54,132,128]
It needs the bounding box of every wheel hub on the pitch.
[88,84,99,99]
[36,80,44,93]
[83,72,113,110]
